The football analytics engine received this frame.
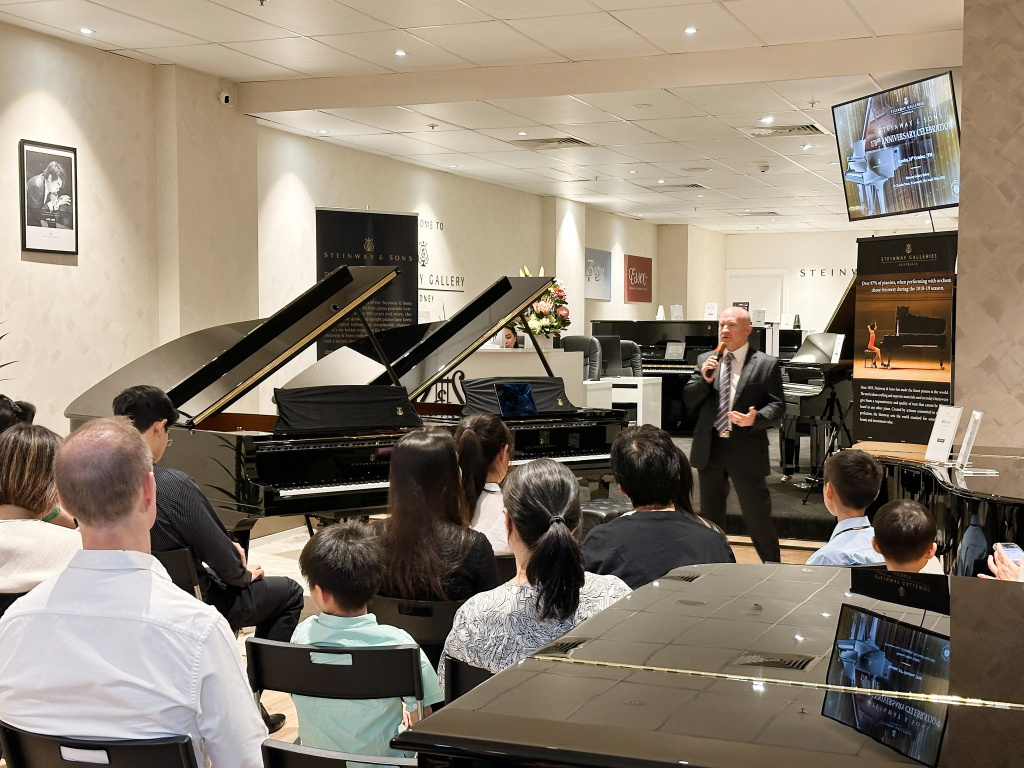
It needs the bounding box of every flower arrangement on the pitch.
[514,265,570,337]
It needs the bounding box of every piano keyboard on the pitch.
[783,383,824,397]
[510,453,609,466]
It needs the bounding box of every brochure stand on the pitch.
[925,405,963,466]
[955,410,999,477]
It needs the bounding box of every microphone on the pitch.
[713,341,726,360]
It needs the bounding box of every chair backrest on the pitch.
[443,657,494,704]
[594,335,622,374]
[152,549,203,600]
[245,638,422,701]
[560,335,602,380]
[494,554,517,583]
[368,595,464,646]
[0,721,198,768]
[620,340,643,376]
[0,592,27,621]
[262,739,417,768]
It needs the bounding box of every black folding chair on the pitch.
[0,592,27,621]
[0,720,197,768]
[442,657,494,705]
[368,595,464,669]
[153,549,203,600]
[494,555,517,582]
[262,739,416,768]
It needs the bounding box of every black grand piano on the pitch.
[66,266,626,539]
[880,305,948,370]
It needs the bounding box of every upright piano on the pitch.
[66,267,626,538]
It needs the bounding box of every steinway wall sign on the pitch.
[316,208,418,358]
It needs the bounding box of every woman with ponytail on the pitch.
[0,395,35,435]
[439,459,630,685]
[454,414,513,555]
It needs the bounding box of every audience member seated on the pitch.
[114,385,302,732]
[806,449,885,567]
[440,459,630,686]
[0,394,34,435]
[379,429,499,602]
[0,417,266,768]
[0,424,81,595]
[291,521,443,758]
[455,414,513,556]
[581,425,734,588]
[980,543,1024,582]
[872,499,944,574]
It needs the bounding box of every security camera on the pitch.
[219,91,232,106]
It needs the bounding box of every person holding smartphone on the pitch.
[979,542,1024,582]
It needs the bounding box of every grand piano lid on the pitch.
[65,266,400,427]
[288,275,553,400]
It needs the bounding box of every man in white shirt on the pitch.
[806,449,886,567]
[0,417,267,768]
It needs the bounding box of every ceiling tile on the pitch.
[535,146,638,165]
[252,110,386,136]
[226,37,388,77]
[485,96,612,125]
[407,101,539,129]
[467,150,579,169]
[462,0,602,19]
[315,29,474,71]
[722,0,873,45]
[572,89,704,120]
[717,111,813,130]
[767,75,879,111]
[210,0,391,36]
[411,153,507,170]
[697,174,769,189]
[524,166,594,181]
[611,143,705,162]
[753,136,837,156]
[848,0,962,35]
[476,126,569,141]
[615,191,681,204]
[670,83,796,115]
[340,0,489,28]
[613,3,763,53]
[341,133,460,155]
[402,130,515,153]
[92,0,287,42]
[322,106,461,132]
[575,179,647,193]
[460,168,555,183]
[506,13,662,61]
[682,138,785,159]
[2,0,202,48]
[553,121,663,145]
[586,163,669,179]
[410,21,566,66]
[138,43,303,80]
[726,186,793,199]
[633,116,742,141]
[110,48,172,64]
[512,181,597,196]
[719,156,806,174]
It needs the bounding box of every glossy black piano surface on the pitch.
[394,562,1024,768]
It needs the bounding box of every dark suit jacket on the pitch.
[683,347,784,476]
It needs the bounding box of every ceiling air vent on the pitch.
[647,184,705,192]
[739,124,827,138]
[511,137,593,150]
[534,637,591,656]
[734,211,780,217]
[732,651,818,671]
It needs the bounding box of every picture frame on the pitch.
[19,139,78,255]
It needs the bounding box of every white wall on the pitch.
[0,22,159,431]
[584,208,659,327]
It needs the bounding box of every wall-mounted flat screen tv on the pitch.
[833,72,960,221]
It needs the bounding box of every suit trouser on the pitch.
[207,575,305,642]
[698,433,781,563]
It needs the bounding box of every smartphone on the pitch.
[997,543,1024,564]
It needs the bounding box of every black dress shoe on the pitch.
[260,704,286,734]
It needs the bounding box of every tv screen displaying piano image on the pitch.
[822,604,951,767]
[833,72,960,221]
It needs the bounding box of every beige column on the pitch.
[955,1,1024,446]
[656,224,689,316]
[542,197,586,335]
[686,226,727,320]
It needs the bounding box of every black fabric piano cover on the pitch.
[273,385,423,432]
[462,377,576,416]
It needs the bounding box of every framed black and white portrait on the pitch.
[19,140,78,255]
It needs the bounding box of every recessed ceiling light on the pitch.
[80,27,94,35]
[744,209,750,212]
[697,194,704,198]
[517,131,528,136]
[829,161,841,165]
[801,143,814,150]
[684,26,697,34]
[448,164,457,168]
[630,103,653,110]
[657,179,665,184]
[759,116,774,124]
[394,49,407,57]
[638,213,644,217]
[317,130,329,135]
[628,170,638,174]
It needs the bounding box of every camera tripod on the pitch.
[799,384,854,504]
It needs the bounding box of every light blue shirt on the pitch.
[806,516,885,567]
[290,613,444,761]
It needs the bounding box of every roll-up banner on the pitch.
[315,208,418,359]
[853,231,957,444]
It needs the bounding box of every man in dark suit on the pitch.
[684,307,784,562]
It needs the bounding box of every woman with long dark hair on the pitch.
[379,429,499,602]
[439,459,630,684]
[455,414,513,555]
[0,396,35,435]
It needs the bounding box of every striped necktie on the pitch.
[714,351,734,434]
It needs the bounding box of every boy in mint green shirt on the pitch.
[291,521,444,760]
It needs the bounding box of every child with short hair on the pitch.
[871,499,944,574]
[291,521,444,759]
[806,449,885,567]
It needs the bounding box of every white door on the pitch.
[726,271,785,324]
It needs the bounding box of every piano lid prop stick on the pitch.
[519,310,556,378]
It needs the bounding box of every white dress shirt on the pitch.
[0,550,267,768]
[471,483,510,555]
[724,342,749,412]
